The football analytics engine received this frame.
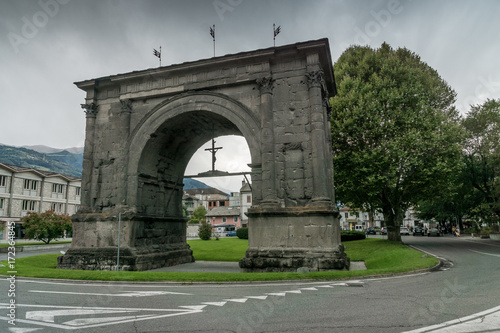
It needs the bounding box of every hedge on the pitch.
[341,230,366,242]
[236,227,248,239]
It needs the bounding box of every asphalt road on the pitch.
[1,235,499,332]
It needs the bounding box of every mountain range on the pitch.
[0,143,212,190]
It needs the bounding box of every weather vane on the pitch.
[210,24,216,57]
[153,46,161,66]
[273,23,281,47]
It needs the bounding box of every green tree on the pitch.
[462,98,500,223]
[21,210,72,244]
[331,43,462,241]
[198,221,212,240]
[188,206,207,224]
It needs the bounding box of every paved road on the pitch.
[0,236,499,332]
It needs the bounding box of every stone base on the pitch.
[239,246,350,272]
[57,244,194,271]
[56,213,194,271]
[239,205,350,272]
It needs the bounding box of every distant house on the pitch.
[182,187,229,211]
[0,162,81,240]
[206,206,241,235]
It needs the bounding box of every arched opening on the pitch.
[136,112,252,218]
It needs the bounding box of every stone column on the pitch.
[118,99,132,207]
[81,103,98,209]
[306,67,331,205]
[257,77,279,208]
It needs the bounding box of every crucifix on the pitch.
[205,138,223,171]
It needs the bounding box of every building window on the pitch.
[345,212,348,219]
[246,195,251,203]
[234,216,238,222]
[222,217,227,223]
[75,187,81,196]
[52,184,64,193]
[24,179,38,191]
[51,203,64,213]
[22,200,36,211]
[0,175,6,187]
[0,198,4,209]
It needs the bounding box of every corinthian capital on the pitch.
[306,70,325,89]
[81,103,98,118]
[256,76,275,95]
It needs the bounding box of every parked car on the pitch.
[413,227,425,236]
[400,227,410,235]
[354,225,364,232]
[366,227,377,235]
[427,227,441,237]
[380,227,388,235]
[226,231,237,237]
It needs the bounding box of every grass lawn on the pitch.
[0,238,438,282]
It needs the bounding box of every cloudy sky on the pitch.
[1,0,499,191]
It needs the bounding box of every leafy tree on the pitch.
[462,98,500,223]
[331,43,463,241]
[21,210,72,244]
[198,221,212,240]
[188,206,207,224]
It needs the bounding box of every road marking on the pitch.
[469,249,500,257]
[8,329,42,332]
[201,302,227,306]
[224,298,248,303]
[29,290,192,297]
[402,305,500,332]
[246,296,268,300]
[178,305,207,311]
[0,303,202,330]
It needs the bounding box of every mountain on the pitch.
[22,145,84,155]
[0,145,83,178]
[0,144,217,190]
[183,178,213,190]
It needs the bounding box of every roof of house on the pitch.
[184,188,229,197]
[0,162,81,181]
[206,206,240,217]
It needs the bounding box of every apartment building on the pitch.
[0,162,81,240]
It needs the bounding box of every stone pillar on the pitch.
[257,77,279,208]
[306,65,331,205]
[117,99,132,207]
[80,103,98,210]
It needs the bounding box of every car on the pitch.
[413,227,425,236]
[226,231,237,237]
[366,227,377,235]
[400,227,410,235]
[380,227,388,235]
[427,227,441,237]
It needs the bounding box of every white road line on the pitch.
[28,290,191,297]
[469,249,500,257]
[402,305,500,333]
[0,303,202,330]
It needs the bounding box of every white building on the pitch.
[0,162,81,240]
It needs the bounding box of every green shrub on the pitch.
[236,227,248,239]
[341,230,366,242]
[198,222,212,240]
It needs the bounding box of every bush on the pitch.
[236,227,248,239]
[341,230,366,242]
[198,222,212,240]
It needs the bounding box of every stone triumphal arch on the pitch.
[57,39,350,272]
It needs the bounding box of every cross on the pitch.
[205,138,223,171]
